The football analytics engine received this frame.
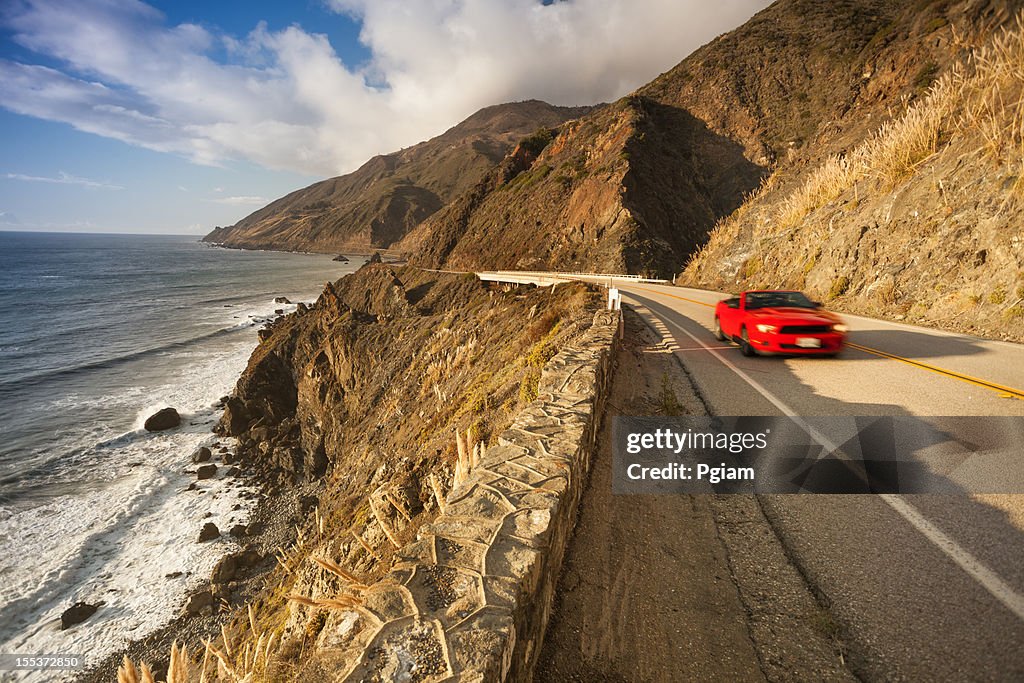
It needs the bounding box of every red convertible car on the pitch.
[713,290,848,356]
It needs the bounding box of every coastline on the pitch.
[0,238,365,682]
[75,479,315,682]
[69,253,369,681]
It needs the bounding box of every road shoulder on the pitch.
[534,307,854,682]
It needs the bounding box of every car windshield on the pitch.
[745,291,817,310]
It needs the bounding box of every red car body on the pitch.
[713,290,847,356]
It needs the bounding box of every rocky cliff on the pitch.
[681,1,1024,341]
[202,101,592,253]
[202,262,602,675]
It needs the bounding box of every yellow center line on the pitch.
[846,342,1024,399]
[627,284,1024,400]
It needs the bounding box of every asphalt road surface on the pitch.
[610,281,1024,681]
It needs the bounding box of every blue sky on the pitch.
[0,0,768,235]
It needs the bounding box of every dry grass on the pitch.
[693,10,1024,253]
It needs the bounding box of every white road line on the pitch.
[879,494,1024,621]
[629,294,1024,623]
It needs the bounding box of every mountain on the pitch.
[402,0,1011,276]
[202,100,593,252]
[681,0,1024,340]
[205,0,1023,339]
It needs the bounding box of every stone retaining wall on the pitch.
[319,309,619,682]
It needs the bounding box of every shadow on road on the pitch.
[620,291,1024,680]
[846,328,991,360]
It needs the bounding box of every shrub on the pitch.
[743,256,762,278]
[520,128,555,157]
[829,275,851,299]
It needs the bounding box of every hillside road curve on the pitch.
[480,272,1024,680]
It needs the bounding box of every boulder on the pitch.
[229,524,247,538]
[211,554,238,584]
[274,308,284,315]
[220,398,251,436]
[367,252,383,264]
[191,447,212,463]
[183,590,213,614]
[332,254,349,262]
[198,522,220,542]
[274,296,292,304]
[61,602,98,630]
[196,464,218,480]
[144,408,180,432]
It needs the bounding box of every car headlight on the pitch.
[755,324,778,334]
[833,324,849,333]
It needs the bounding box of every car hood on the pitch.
[747,307,841,325]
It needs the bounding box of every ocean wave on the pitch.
[0,300,299,395]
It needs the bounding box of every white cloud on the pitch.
[0,211,19,224]
[0,0,769,177]
[209,195,269,205]
[4,171,123,189]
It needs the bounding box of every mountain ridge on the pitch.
[202,100,593,253]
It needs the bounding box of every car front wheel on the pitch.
[740,328,756,357]
[713,317,726,341]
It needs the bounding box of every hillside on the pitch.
[682,3,1024,341]
[203,0,1023,337]
[202,101,592,253]
[403,0,1004,276]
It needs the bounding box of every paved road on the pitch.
[614,282,1024,681]
[480,273,1024,680]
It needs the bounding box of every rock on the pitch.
[211,554,239,584]
[367,252,383,264]
[229,524,247,538]
[332,254,349,262]
[245,521,263,536]
[192,447,212,463]
[297,495,318,515]
[186,483,197,491]
[144,407,180,432]
[165,571,183,579]
[226,467,240,477]
[196,464,218,480]
[212,584,232,603]
[61,602,98,630]
[183,590,213,614]
[274,296,292,304]
[274,308,284,315]
[198,522,220,542]
[220,397,252,436]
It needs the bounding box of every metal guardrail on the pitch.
[478,270,670,286]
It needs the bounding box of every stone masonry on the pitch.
[312,308,620,681]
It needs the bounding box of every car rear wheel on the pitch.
[713,317,726,341]
[740,328,756,357]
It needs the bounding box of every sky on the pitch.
[0,0,769,235]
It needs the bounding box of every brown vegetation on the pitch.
[683,6,1024,341]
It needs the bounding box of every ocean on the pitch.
[0,232,359,676]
